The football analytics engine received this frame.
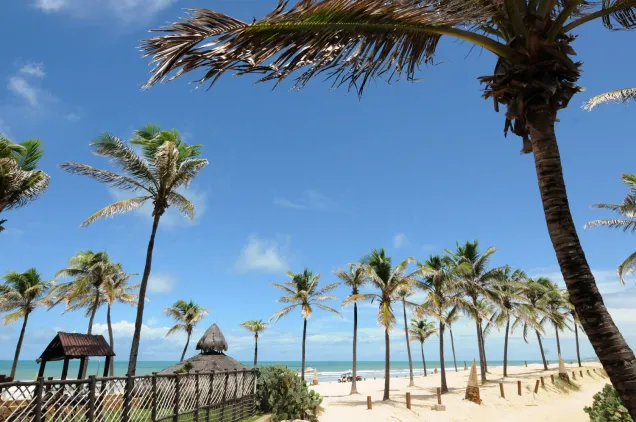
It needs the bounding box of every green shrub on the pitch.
[255,365,322,422]
[584,384,633,422]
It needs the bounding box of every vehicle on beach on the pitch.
[337,371,362,383]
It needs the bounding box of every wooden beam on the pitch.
[103,356,111,378]
[77,357,87,380]
[61,358,70,380]
[37,359,47,378]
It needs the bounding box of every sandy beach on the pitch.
[310,362,606,421]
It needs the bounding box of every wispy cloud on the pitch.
[20,63,46,78]
[147,273,176,294]
[235,235,290,274]
[273,190,337,211]
[34,0,177,23]
[8,77,39,107]
[393,232,408,249]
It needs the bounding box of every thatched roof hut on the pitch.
[159,323,248,374]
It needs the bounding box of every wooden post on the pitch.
[587,370,591,377]
[61,357,70,380]
[88,376,96,422]
[220,370,229,421]
[34,377,44,422]
[540,377,545,388]
[534,379,540,394]
[37,360,47,378]
[367,396,372,410]
[103,356,111,377]
[206,372,215,422]
[550,374,554,383]
[77,357,87,380]
[232,369,239,421]
[499,383,505,398]
[151,373,158,422]
[572,371,576,380]
[173,373,181,422]
[406,392,411,409]
[436,387,442,404]
[580,370,583,378]
[194,372,200,422]
[45,377,53,394]
[517,381,521,396]
[122,373,133,422]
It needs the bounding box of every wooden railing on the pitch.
[0,368,258,422]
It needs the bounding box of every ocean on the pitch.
[0,359,562,382]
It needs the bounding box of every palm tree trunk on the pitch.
[127,211,162,376]
[180,332,191,362]
[440,320,448,394]
[480,322,488,373]
[402,300,414,387]
[350,303,358,394]
[449,326,458,372]
[575,323,582,367]
[503,316,510,377]
[9,310,30,380]
[472,300,487,384]
[421,341,427,376]
[383,327,390,401]
[528,105,636,418]
[301,318,307,382]
[536,330,548,370]
[554,323,562,356]
[81,289,100,379]
[254,334,258,367]
[107,304,115,377]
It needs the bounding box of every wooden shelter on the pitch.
[160,323,248,374]
[37,332,115,380]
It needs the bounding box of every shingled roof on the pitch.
[38,332,115,362]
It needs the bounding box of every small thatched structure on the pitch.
[159,323,248,374]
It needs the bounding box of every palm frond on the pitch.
[618,250,636,284]
[58,163,155,194]
[270,304,298,323]
[584,218,636,232]
[342,293,377,307]
[166,192,195,220]
[583,87,636,110]
[316,303,342,317]
[81,197,151,227]
[170,158,209,190]
[89,134,157,187]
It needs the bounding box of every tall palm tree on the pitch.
[102,268,139,376]
[417,254,461,393]
[444,308,461,372]
[164,300,208,362]
[241,319,269,367]
[141,2,636,413]
[59,125,208,375]
[395,286,417,387]
[563,292,583,367]
[538,280,570,357]
[585,173,636,284]
[0,268,54,379]
[584,88,636,110]
[345,249,419,401]
[522,277,553,370]
[488,267,538,377]
[271,268,340,381]
[0,135,50,232]
[446,240,500,383]
[335,263,368,394]
[408,318,437,377]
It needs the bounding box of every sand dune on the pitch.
[310,362,606,421]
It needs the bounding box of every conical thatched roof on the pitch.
[196,323,228,354]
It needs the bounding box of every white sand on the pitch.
[310,362,607,421]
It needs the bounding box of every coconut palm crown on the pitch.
[165,300,208,362]
[59,125,208,375]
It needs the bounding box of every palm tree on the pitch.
[0,135,50,232]
[0,268,54,379]
[102,268,139,376]
[344,249,419,401]
[165,300,208,362]
[586,173,636,284]
[488,267,538,377]
[271,268,340,382]
[522,277,553,370]
[395,286,417,387]
[141,3,636,413]
[535,279,570,358]
[408,318,437,377]
[444,308,461,372]
[59,125,208,375]
[335,263,368,394]
[446,241,500,383]
[563,292,583,367]
[241,319,269,367]
[417,254,461,393]
[584,88,636,110]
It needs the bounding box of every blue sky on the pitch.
[1,0,635,366]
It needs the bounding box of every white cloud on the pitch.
[20,63,46,78]
[274,190,336,211]
[8,77,39,107]
[235,235,290,273]
[34,0,177,23]
[65,112,81,122]
[393,232,408,249]
[147,273,176,294]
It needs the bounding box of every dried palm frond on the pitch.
[583,87,636,110]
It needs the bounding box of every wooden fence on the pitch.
[0,368,258,422]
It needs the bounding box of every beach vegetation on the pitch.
[585,384,633,422]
